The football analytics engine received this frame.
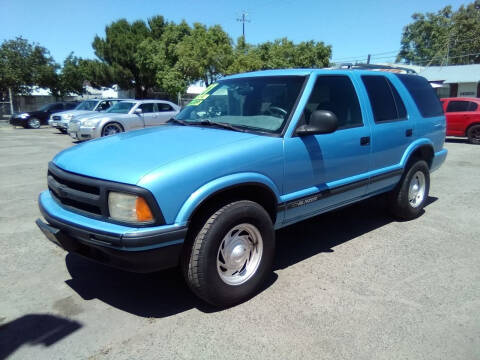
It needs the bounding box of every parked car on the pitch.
[9,102,78,129]
[440,97,480,144]
[67,100,180,140]
[37,69,447,307]
[49,99,130,133]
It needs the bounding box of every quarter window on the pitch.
[362,76,407,123]
[396,74,444,118]
[446,101,478,112]
[303,75,363,129]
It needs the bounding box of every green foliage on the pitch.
[398,2,480,65]
[227,37,331,75]
[176,23,234,86]
[0,37,59,95]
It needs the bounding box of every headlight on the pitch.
[108,192,154,223]
[20,113,29,119]
[83,119,99,127]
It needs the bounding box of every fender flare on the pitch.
[174,172,281,225]
[400,138,435,168]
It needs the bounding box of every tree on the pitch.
[397,2,480,65]
[175,23,233,86]
[0,37,59,95]
[93,19,154,98]
[227,37,331,75]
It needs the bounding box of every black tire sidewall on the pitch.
[192,201,275,306]
[467,125,480,145]
[396,160,430,219]
[102,123,123,137]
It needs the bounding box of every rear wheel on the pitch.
[101,122,124,137]
[388,160,430,220]
[182,200,275,307]
[27,118,41,129]
[467,124,480,145]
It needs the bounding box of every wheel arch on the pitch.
[465,121,480,136]
[102,121,124,134]
[401,139,435,169]
[174,174,281,228]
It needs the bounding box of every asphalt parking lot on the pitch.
[0,125,479,360]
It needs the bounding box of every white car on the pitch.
[48,99,131,133]
[68,100,180,140]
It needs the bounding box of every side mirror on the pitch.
[134,108,142,115]
[296,110,338,136]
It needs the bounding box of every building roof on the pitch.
[418,64,480,84]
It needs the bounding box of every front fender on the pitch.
[174,172,281,225]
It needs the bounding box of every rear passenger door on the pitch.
[156,102,177,124]
[283,74,372,223]
[139,103,157,127]
[360,75,412,193]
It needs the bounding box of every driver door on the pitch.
[283,75,372,224]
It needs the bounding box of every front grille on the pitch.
[46,162,165,226]
[53,115,61,120]
[48,164,103,218]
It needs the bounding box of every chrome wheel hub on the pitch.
[408,171,426,208]
[217,223,263,286]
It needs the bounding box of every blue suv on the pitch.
[36,69,447,306]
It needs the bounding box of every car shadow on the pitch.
[0,314,82,360]
[64,195,437,318]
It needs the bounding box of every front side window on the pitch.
[175,76,306,134]
[158,103,174,112]
[106,102,135,114]
[303,75,363,129]
[362,75,407,123]
[446,101,478,112]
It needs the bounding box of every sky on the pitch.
[0,0,470,65]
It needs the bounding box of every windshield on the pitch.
[75,100,98,111]
[175,76,306,134]
[106,102,135,114]
[39,104,53,111]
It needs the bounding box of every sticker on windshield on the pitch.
[188,83,219,106]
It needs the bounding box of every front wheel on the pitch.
[101,122,124,137]
[467,124,480,145]
[183,200,275,307]
[27,118,41,129]
[388,160,430,220]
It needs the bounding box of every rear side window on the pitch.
[361,76,407,122]
[396,74,443,118]
[139,103,155,113]
[157,103,174,112]
[446,101,478,112]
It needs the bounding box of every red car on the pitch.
[441,97,480,144]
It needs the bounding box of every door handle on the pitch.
[406,129,413,137]
[360,136,370,146]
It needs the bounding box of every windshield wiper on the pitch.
[194,119,247,133]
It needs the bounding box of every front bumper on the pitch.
[37,191,187,273]
[68,126,97,140]
[10,117,27,126]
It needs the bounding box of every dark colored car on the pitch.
[440,97,480,144]
[10,102,79,129]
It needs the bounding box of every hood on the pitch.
[72,112,110,122]
[53,125,259,185]
[54,110,97,119]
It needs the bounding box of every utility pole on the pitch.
[237,11,250,41]
[367,54,371,64]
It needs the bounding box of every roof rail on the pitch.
[333,63,417,74]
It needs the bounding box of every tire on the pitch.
[27,117,41,129]
[182,200,275,307]
[388,160,430,220]
[467,124,480,145]
[101,122,124,137]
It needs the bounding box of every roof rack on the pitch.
[334,63,417,74]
